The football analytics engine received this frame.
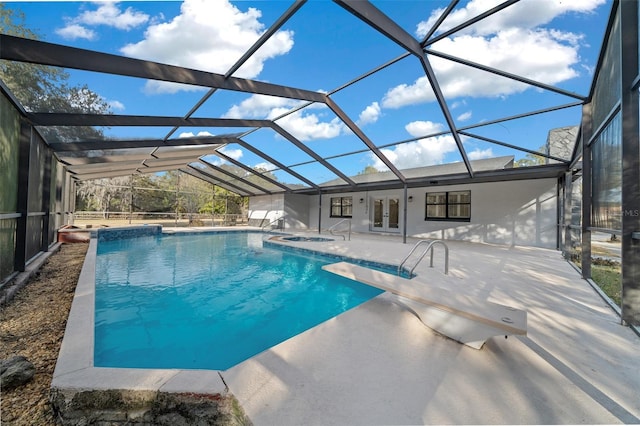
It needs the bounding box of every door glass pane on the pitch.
[388,199,399,229]
[373,199,383,227]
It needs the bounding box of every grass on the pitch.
[567,246,622,307]
[591,263,622,306]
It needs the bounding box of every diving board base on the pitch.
[390,295,509,349]
[322,261,526,350]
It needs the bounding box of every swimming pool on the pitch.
[94,232,383,370]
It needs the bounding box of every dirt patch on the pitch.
[1,243,88,426]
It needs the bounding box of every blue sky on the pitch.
[7,0,612,186]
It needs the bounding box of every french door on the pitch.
[371,197,400,232]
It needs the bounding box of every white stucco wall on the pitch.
[407,180,558,248]
[306,179,559,248]
[249,179,558,248]
[248,194,309,230]
[283,194,310,230]
[248,194,285,227]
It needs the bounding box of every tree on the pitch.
[358,165,380,175]
[0,4,110,142]
[515,146,546,167]
[76,177,131,217]
[75,171,247,221]
[131,175,169,213]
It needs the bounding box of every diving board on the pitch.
[322,262,526,349]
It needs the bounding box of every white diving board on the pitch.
[322,262,527,349]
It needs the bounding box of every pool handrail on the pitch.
[327,219,351,241]
[398,239,449,276]
[261,216,284,232]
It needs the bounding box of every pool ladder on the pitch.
[327,218,351,241]
[261,216,285,232]
[398,239,449,277]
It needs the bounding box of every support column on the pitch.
[581,104,593,279]
[128,175,134,225]
[620,0,640,325]
[317,192,322,234]
[402,185,408,244]
[14,121,31,272]
[40,146,52,252]
[562,172,573,256]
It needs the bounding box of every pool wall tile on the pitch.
[97,225,162,242]
[264,238,408,276]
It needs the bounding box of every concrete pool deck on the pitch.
[225,230,640,425]
[54,227,640,424]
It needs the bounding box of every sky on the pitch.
[5,0,612,187]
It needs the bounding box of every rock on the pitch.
[1,355,36,390]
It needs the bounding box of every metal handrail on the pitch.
[398,239,449,276]
[261,216,284,232]
[327,218,351,241]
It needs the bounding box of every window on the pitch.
[426,191,471,221]
[330,197,353,218]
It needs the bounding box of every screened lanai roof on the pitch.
[0,0,611,196]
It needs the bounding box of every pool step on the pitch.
[322,261,526,349]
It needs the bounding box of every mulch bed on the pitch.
[1,243,88,425]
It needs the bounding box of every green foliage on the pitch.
[515,146,546,167]
[75,171,247,216]
[358,165,379,175]
[591,263,622,306]
[76,177,131,215]
[0,4,110,142]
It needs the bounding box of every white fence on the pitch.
[71,211,248,227]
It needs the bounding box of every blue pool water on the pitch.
[94,232,383,370]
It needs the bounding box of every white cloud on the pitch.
[179,131,215,138]
[120,0,294,93]
[405,120,445,137]
[372,136,458,171]
[76,2,150,30]
[203,156,224,167]
[223,94,302,119]
[457,111,472,122]
[382,28,580,108]
[357,102,381,126]
[108,100,125,111]
[198,145,243,167]
[56,2,149,40]
[382,0,605,110]
[254,162,276,172]
[274,109,344,141]
[467,147,494,160]
[369,119,496,170]
[219,147,243,160]
[381,77,433,109]
[55,24,96,40]
[223,94,345,142]
[369,120,456,171]
[142,81,208,95]
[416,0,606,38]
[369,120,500,170]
